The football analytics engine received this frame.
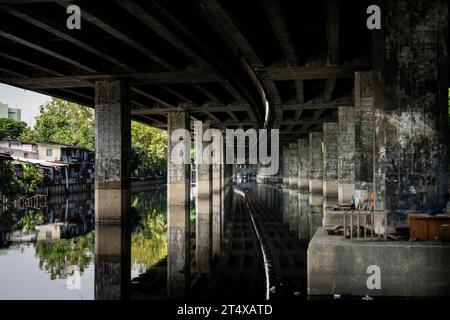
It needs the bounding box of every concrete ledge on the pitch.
[308,227,450,297]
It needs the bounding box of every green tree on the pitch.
[131,121,167,177]
[0,118,28,140]
[26,98,95,150]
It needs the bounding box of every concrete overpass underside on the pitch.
[0,0,448,299]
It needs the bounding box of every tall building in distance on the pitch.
[0,102,21,121]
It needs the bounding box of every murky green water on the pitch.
[0,189,167,300]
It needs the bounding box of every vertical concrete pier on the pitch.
[289,142,299,188]
[195,123,213,273]
[167,111,191,298]
[373,0,448,230]
[212,161,222,257]
[298,193,310,239]
[354,71,374,208]
[338,106,355,204]
[282,145,290,186]
[298,138,310,192]
[94,80,131,300]
[309,132,323,194]
[322,122,338,198]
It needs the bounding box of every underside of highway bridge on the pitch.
[0,0,448,299]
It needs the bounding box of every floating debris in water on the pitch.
[333,294,342,299]
[362,295,374,300]
[293,291,301,296]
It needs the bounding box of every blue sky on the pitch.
[0,83,51,127]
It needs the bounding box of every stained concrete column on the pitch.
[195,123,212,273]
[94,80,131,300]
[167,111,191,298]
[220,162,225,246]
[338,106,355,204]
[212,160,221,257]
[298,193,310,239]
[322,122,338,198]
[354,71,374,208]
[309,132,323,194]
[373,0,448,230]
[289,142,299,188]
[298,138,310,192]
[282,145,290,186]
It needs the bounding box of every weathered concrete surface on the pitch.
[289,189,299,233]
[322,122,339,198]
[212,161,222,257]
[373,0,448,230]
[298,138,310,192]
[289,143,299,188]
[282,145,290,186]
[309,132,323,194]
[308,228,450,297]
[338,106,355,204]
[308,194,323,238]
[282,188,290,224]
[167,111,191,298]
[354,71,374,208]
[298,193,310,239]
[195,123,213,273]
[94,80,131,300]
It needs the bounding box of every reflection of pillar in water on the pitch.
[289,189,299,233]
[282,189,290,224]
[167,111,191,298]
[298,193,310,240]
[308,194,323,239]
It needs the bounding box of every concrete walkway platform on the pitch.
[308,228,450,297]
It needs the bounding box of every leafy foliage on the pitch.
[131,121,167,177]
[19,163,43,195]
[0,118,28,140]
[130,192,167,273]
[14,209,44,232]
[23,98,95,150]
[34,232,94,280]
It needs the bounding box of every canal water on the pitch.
[0,189,167,300]
[0,182,335,300]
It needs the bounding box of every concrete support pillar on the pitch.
[338,106,355,204]
[195,123,212,273]
[289,142,299,188]
[322,122,339,198]
[282,189,290,224]
[309,132,323,194]
[212,161,221,257]
[373,0,448,230]
[94,80,131,300]
[282,145,290,186]
[167,111,191,298]
[298,138,310,192]
[220,163,225,245]
[354,71,374,209]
